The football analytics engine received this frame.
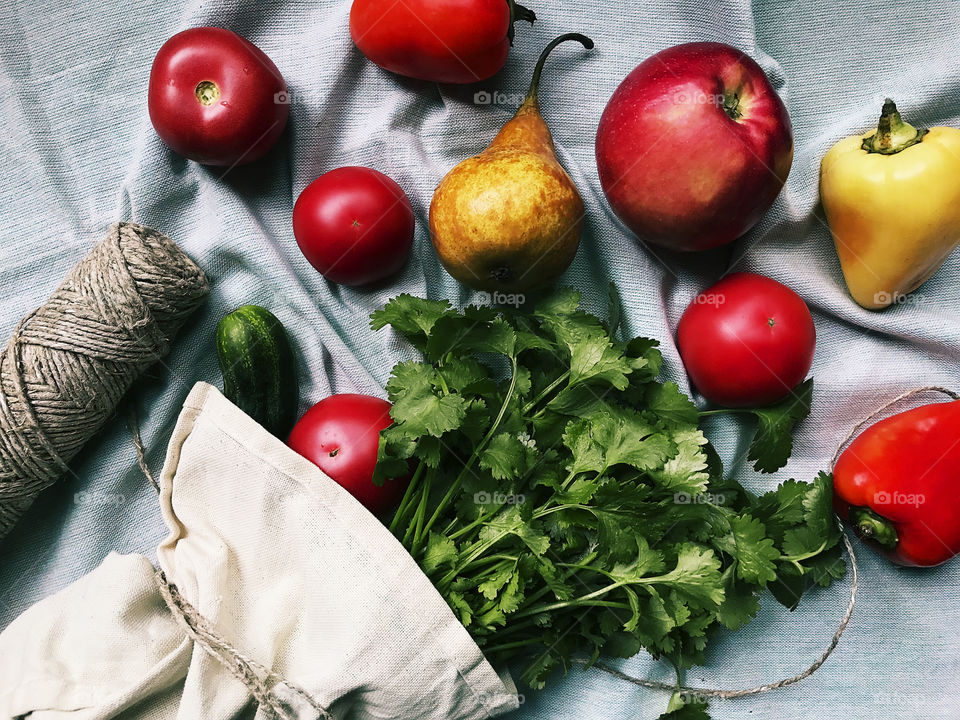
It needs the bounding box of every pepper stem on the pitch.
[848,506,899,550]
[524,33,594,109]
[861,98,928,155]
[505,0,536,44]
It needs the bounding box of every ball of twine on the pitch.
[0,222,209,540]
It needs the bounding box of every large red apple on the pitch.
[595,42,793,252]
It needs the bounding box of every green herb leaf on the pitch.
[369,288,831,693]
[658,698,711,720]
[370,294,453,350]
[746,379,813,473]
[723,514,780,586]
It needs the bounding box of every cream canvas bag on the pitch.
[0,382,520,720]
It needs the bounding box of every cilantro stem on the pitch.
[404,469,433,548]
[532,502,595,519]
[482,638,549,655]
[447,512,494,542]
[389,462,426,536]
[521,369,570,415]
[467,554,519,571]
[698,409,751,417]
[519,551,599,608]
[436,370,451,394]
[416,356,520,546]
[513,591,630,619]
[440,531,508,585]
[781,539,828,565]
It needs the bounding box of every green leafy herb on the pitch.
[371,289,842,717]
[698,378,813,474]
[659,697,711,719]
[747,379,813,473]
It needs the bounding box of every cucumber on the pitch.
[216,305,298,438]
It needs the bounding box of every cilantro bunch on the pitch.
[370,289,844,711]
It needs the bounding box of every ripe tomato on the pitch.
[293,167,415,286]
[148,27,288,166]
[349,0,535,83]
[287,394,409,516]
[676,273,815,407]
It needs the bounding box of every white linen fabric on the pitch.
[1,0,959,717]
[0,382,519,719]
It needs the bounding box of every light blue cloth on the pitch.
[1,0,959,718]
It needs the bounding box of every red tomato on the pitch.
[293,167,415,286]
[349,0,535,83]
[148,27,288,166]
[287,394,409,516]
[676,273,815,407]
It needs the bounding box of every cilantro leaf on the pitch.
[534,288,581,317]
[753,478,809,542]
[803,471,840,543]
[747,379,813,473]
[563,411,675,475]
[480,432,526,481]
[609,536,667,582]
[658,698,711,720]
[479,506,550,556]
[427,313,516,359]
[723,514,780,586]
[370,294,454,350]
[715,569,761,630]
[658,544,725,610]
[371,288,830,694]
[648,428,711,495]
[804,543,846,588]
[647,382,700,427]
[422,532,458,574]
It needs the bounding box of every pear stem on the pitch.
[525,33,594,108]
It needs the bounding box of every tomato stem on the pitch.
[194,80,220,106]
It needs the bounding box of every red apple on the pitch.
[595,42,793,252]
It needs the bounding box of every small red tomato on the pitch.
[148,27,288,166]
[287,394,409,516]
[677,272,815,407]
[349,0,536,84]
[293,167,415,286]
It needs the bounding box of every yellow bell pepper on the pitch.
[820,99,960,310]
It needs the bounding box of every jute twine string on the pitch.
[591,385,959,702]
[0,222,208,539]
[131,395,331,719]
[154,570,332,720]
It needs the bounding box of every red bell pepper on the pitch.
[833,399,960,567]
[349,0,535,84]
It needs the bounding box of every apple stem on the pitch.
[524,33,594,108]
[722,91,742,120]
[861,98,928,155]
